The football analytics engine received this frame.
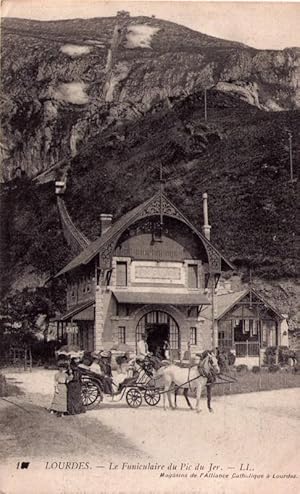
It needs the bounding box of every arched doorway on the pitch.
[136,310,180,359]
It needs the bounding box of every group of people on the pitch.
[50,350,115,417]
[50,335,172,417]
[137,333,171,361]
[50,358,85,417]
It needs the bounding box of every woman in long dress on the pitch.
[67,358,86,415]
[98,351,113,395]
[50,362,72,417]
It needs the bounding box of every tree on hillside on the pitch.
[0,287,58,350]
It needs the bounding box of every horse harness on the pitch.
[197,355,217,385]
[184,356,215,392]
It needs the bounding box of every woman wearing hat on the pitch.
[98,351,113,394]
[67,358,86,415]
[50,361,73,417]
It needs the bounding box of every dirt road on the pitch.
[1,369,299,494]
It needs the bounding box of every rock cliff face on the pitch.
[1,15,299,180]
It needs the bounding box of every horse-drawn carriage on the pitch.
[57,346,231,412]
[79,355,161,409]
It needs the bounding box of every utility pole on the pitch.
[288,132,294,182]
[204,88,207,122]
[249,268,253,309]
[211,274,216,350]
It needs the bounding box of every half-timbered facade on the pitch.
[201,288,285,366]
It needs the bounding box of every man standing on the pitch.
[137,332,148,359]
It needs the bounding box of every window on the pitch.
[116,262,127,286]
[118,326,126,344]
[188,264,198,288]
[249,320,259,337]
[242,320,259,336]
[190,327,197,345]
[243,320,250,333]
[262,327,268,347]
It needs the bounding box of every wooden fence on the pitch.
[0,347,32,371]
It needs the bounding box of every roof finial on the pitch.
[159,162,164,192]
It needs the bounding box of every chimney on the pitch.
[202,192,211,240]
[100,213,113,235]
[55,181,66,195]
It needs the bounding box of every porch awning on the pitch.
[112,290,210,306]
[57,301,95,322]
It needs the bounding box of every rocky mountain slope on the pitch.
[0,88,299,319]
[1,14,300,180]
[1,89,298,286]
[0,15,299,321]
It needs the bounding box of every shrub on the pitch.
[264,346,296,366]
[268,364,280,373]
[283,365,294,373]
[217,349,236,371]
[0,373,8,397]
[278,346,295,366]
[252,366,261,373]
[264,346,278,365]
[293,364,300,374]
[236,364,249,373]
[228,351,236,366]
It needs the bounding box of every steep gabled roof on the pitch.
[201,290,248,320]
[201,288,283,320]
[55,192,234,277]
[55,194,157,277]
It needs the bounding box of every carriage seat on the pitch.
[78,364,103,378]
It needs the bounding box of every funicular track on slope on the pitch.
[57,196,90,254]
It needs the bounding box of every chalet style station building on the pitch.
[54,182,233,359]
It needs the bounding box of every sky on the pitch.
[1,1,300,50]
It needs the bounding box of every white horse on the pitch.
[154,351,220,413]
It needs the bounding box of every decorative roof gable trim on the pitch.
[216,288,283,320]
[55,192,233,277]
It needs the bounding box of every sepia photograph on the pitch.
[0,1,299,493]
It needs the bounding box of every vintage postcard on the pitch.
[0,1,299,493]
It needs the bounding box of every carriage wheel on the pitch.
[81,380,102,409]
[144,388,161,406]
[126,388,143,408]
